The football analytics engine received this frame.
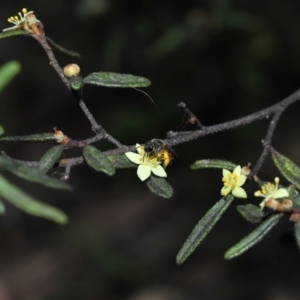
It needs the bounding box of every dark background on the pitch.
[1,0,300,299]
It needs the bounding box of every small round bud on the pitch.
[63,64,80,78]
[54,129,64,143]
[241,164,251,176]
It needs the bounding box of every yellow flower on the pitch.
[125,144,167,181]
[254,177,289,210]
[221,165,247,198]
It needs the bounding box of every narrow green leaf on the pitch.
[83,145,115,176]
[0,174,68,224]
[70,76,84,90]
[146,176,173,199]
[0,197,6,215]
[292,195,300,213]
[191,159,236,170]
[236,204,265,223]
[176,195,235,265]
[271,148,300,189]
[38,145,65,173]
[294,221,300,251]
[83,72,151,88]
[0,61,21,93]
[46,37,80,57]
[0,29,29,40]
[224,213,284,259]
[107,154,136,169]
[0,133,55,142]
[0,156,71,190]
[287,186,300,212]
[0,126,4,136]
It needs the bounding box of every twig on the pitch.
[250,111,283,178]
[177,102,204,129]
[31,23,71,90]
[167,88,300,146]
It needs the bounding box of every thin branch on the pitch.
[166,88,300,146]
[31,24,70,90]
[250,111,283,178]
[177,102,204,129]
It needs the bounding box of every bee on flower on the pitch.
[142,139,176,168]
[125,144,167,181]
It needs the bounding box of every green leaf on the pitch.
[0,197,6,215]
[287,185,300,212]
[83,145,115,176]
[271,148,300,189]
[191,159,237,170]
[0,174,68,224]
[146,176,173,199]
[292,195,300,213]
[107,154,137,169]
[0,132,55,142]
[236,204,265,223]
[176,195,235,265]
[0,29,29,40]
[0,61,21,93]
[70,76,84,90]
[38,145,65,173]
[224,213,284,259]
[0,126,4,136]
[0,156,71,190]
[294,220,300,251]
[46,37,80,57]
[83,72,151,88]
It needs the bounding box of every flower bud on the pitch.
[63,64,80,78]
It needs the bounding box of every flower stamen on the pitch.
[254,177,289,210]
[3,8,41,35]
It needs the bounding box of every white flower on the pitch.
[221,165,247,198]
[254,177,289,210]
[125,144,167,181]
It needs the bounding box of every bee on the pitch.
[142,139,176,168]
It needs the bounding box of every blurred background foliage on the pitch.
[1,0,300,299]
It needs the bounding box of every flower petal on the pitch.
[125,152,141,164]
[222,169,230,177]
[236,174,247,187]
[151,165,167,178]
[221,186,231,196]
[273,188,289,199]
[137,164,151,181]
[232,187,247,198]
[233,165,241,176]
